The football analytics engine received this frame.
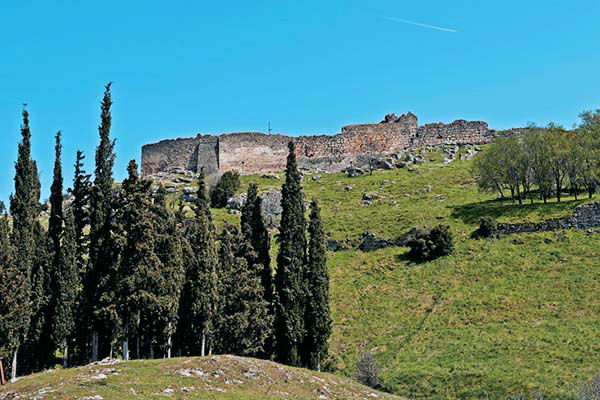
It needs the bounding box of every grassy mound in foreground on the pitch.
[0,355,400,400]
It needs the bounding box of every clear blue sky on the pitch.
[2,0,600,203]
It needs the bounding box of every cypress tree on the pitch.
[69,150,91,273]
[303,199,332,371]
[116,160,162,360]
[86,83,118,361]
[52,209,79,368]
[216,226,273,356]
[8,108,38,379]
[36,131,65,369]
[23,220,48,374]
[241,184,273,302]
[152,186,185,358]
[274,141,307,366]
[0,203,18,372]
[176,171,218,356]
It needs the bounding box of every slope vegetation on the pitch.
[210,148,600,399]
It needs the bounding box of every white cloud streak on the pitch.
[381,16,457,33]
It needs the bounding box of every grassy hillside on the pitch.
[207,148,599,399]
[0,355,399,399]
[7,148,597,399]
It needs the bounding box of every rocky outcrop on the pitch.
[141,112,496,177]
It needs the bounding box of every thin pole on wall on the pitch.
[268,121,272,134]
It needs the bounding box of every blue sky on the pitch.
[1,0,600,203]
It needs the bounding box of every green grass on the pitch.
[208,152,600,399]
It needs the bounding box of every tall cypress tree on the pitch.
[241,184,273,302]
[86,83,118,361]
[274,141,307,366]
[70,150,92,365]
[303,199,332,371]
[69,150,91,274]
[0,203,18,372]
[176,171,218,356]
[36,131,65,369]
[52,209,79,368]
[116,160,162,360]
[8,108,38,379]
[153,186,185,358]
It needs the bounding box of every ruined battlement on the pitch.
[141,112,495,176]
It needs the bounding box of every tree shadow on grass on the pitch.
[450,197,586,225]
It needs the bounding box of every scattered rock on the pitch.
[261,173,280,179]
[358,233,394,252]
[326,240,348,252]
[344,186,353,192]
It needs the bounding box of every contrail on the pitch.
[381,16,457,33]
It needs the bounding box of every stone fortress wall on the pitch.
[141,112,495,176]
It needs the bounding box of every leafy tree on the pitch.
[85,83,118,361]
[523,127,553,203]
[577,110,600,198]
[8,108,39,379]
[52,209,79,367]
[472,141,507,201]
[303,199,332,371]
[274,142,307,366]
[176,172,218,356]
[210,170,240,208]
[546,123,570,202]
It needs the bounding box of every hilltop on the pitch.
[0,355,399,400]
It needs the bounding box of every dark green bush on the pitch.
[210,170,241,208]
[406,224,454,261]
[477,216,498,238]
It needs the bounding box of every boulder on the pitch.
[358,232,394,252]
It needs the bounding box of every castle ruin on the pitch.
[141,112,495,176]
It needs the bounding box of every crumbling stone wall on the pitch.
[497,202,600,234]
[141,112,495,176]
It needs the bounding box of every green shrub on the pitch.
[210,170,241,208]
[477,216,498,238]
[406,224,454,261]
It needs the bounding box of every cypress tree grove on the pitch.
[86,83,118,361]
[116,160,162,360]
[274,141,307,366]
[176,171,218,356]
[303,199,332,371]
[52,209,79,368]
[8,109,38,379]
[152,186,185,358]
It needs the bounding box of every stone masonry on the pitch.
[141,112,495,176]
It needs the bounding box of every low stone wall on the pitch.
[497,202,600,234]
